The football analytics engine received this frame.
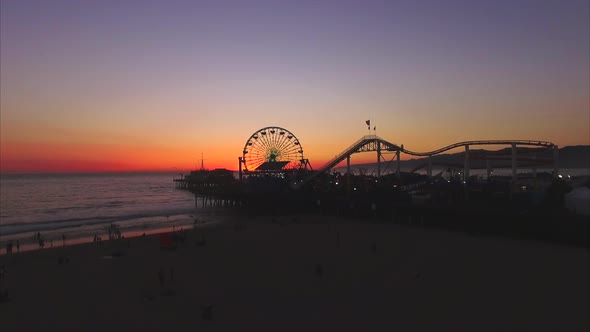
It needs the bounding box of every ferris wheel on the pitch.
[242,126,304,172]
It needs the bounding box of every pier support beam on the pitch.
[427,155,432,178]
[346,155,351,194]
[396,149,401,180]
[553,145,559,178]
[464,145,470,183]
[511,143,517,183]
[533,155,538,188]
[376,144,381,178]
[346,155,351,174]
[532,153,537,178]
[238,157,243,181]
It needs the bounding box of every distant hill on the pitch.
[344,145,590,171]
[546,145,590,168]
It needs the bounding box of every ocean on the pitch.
[0,172,215,253]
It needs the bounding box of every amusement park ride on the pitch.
[238,126,312,180]
[236,125,559,185]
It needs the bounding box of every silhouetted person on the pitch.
[202,304,214,321]
[196,235,206,247]
[0,289,9,302]
[315,264,323,277]
[158,268,165,288]
[0,265,7,303]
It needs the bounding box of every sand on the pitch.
[0,215,588,331]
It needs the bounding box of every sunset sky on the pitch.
[1,0,588,173]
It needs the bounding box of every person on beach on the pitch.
[202,305,213,320]
[0,265,7,302]
[158,268,165,288]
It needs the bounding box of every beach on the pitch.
[1,215,588,331]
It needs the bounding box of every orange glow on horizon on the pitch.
[0,138,485,174]
[0,142,232,173]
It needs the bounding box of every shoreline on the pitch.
[0,209,233,255]
[4,203,588,255]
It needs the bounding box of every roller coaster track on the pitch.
[317,135,556,175]
[400,140,555,157]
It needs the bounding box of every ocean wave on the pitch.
[0,207,200,236]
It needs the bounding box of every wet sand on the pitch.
[1,215,588,331]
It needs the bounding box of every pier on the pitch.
[171,126,588,247]
[172,126,574,219]
[174,168,242,208]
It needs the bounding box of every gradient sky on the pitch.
[1,0,588,172]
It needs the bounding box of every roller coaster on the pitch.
[318,135,555,172]
[310,135,558,186]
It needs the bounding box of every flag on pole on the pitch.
[366,120,370,129]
